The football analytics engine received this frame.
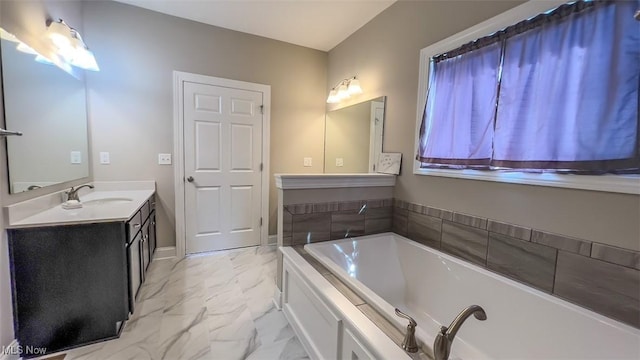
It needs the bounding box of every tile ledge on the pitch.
[275,173,395,189]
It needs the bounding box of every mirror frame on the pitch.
[0,37,90,194]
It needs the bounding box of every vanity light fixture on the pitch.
[326,76,363,103]
[46,19,99,71]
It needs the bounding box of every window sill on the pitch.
[412,166,640,195]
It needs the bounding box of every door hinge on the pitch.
[259,163,263,171]
[260,217,263,226]
[260,105,264,114]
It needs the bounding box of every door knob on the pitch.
[186,176,194,182]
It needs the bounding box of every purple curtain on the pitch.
[417,42,502,166]
[418,0,640,173]
[492,1,640,171]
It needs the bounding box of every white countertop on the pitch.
[7,189,155,229]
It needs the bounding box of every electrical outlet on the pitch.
[336,158,344,167]
[70,151,82,164]
[303,157,312,167]
[99,152,110,164]
[158,153,172,165]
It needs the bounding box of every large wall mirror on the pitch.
[324,96,385,173]
[1,38,89,193]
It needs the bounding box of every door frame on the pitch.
[173,71,271,258]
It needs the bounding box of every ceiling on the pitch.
[113,0,396,52]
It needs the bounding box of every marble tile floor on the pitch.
[60,246,309,360]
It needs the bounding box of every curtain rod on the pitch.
[432,0,608,63]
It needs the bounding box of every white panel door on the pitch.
[184,81,263,253]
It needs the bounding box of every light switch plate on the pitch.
[303,157,312,167]
[336,158,344,167]
[158,153,172,165]
[70,151,82,164]
[99,152,110,164]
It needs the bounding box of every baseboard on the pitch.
[154,246,176,259]
[273,288,282,310]
[268,235,277,245]
[0,339,20,360]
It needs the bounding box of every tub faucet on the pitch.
[66,184,94,202]
[434,305,486,360]
[395,308,419,353]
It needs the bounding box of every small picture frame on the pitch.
[376,152,402,175]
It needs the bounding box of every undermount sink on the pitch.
[82,198,134,206]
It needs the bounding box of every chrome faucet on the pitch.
[434,305,487,360]
[66,184,94,202]
[395,308,419,353]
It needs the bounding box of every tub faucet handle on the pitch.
[395,308,419,353]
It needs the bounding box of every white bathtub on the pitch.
[304,233,640,359]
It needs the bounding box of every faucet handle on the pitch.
[439,325,448,335]
[395,308,419,353]
[395,308,417,327]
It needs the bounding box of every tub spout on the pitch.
[395,308,419,353]
[434,305,487,360]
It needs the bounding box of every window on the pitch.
[414,0,640,194]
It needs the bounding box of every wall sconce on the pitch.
[0,20,99,73]
[327,76,363,103]
[46,19,99,71]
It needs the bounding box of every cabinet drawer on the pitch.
[128,211,142,242]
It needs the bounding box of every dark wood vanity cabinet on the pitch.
[8,198,157,357]
[8,222,129,356]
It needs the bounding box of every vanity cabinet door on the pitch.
[149,211,157,257]
[8,222,129,354]
[128,231,142,309]
[141,221,150,273]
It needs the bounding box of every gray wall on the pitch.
[82,1,328,247]
[0,0,327,347]
[327,0,640,251]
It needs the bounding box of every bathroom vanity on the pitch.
[5,184,156,356]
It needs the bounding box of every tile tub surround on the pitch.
[392,199,640,329]
[282,198,393,246]
[58,246,308,360]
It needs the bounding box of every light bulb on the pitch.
[347,78,363,95]
[47,20,72,49]
[326,89,339,104]
[337,83,350,100]
[71,48,100,71]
